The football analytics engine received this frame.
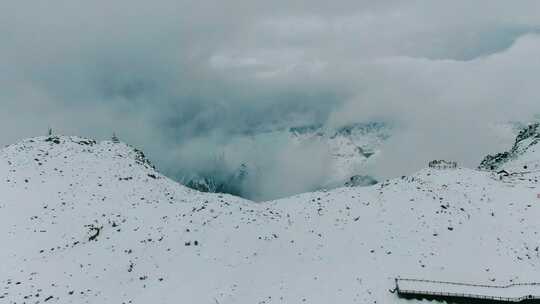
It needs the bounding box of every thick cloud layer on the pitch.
[2,1,540,199]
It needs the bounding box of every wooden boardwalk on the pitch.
[395,278,540,303]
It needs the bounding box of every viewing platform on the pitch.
[395,278,540,303]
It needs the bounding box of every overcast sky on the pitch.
[2,1,540,199]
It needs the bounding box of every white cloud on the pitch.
[2,0,540,198]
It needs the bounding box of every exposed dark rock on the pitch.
[345,175,378,187]
[479,123,540,170]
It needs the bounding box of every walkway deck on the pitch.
[395,278,540,303]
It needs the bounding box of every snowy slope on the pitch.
[1,132,540,304]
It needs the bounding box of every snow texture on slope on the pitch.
[1,130,540,304]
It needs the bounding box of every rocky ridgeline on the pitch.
[479,123,540,170]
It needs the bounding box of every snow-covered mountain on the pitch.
[1,126,540,304]
[290,122,389,187]
[480,122,540,171]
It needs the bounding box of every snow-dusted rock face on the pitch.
[1,132,540,304]
[480,123,540,171]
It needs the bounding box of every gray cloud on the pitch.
[2,0,540,199]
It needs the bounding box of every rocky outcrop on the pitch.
[479,123,540,170]
[344,174,378,187]
[429,160,458,170]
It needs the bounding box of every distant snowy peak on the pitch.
[289,122,389,138]
[290,122,390,164]
[182,122,391,196]
[289,122,390,141]
[289,122,390,187]
[479,123,540,171]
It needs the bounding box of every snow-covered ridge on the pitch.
[480,123,540,171]
[1,130,540,303]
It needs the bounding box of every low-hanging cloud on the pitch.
[330,34,540,178]
[2,0,540,200]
